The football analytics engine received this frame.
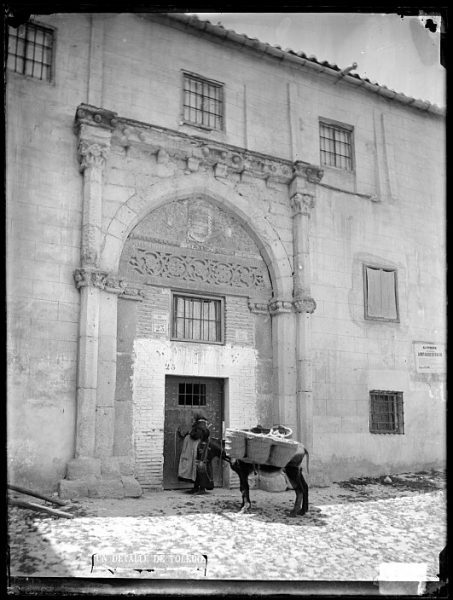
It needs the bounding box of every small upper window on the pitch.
[183,72,224,130]
[171,293,223,344]
[364,265,399,322]
[369,390,404,434]
[319,121,353,171]
[178,382,207,406]
[7,22,54,82]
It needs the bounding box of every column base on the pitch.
[59,456,142,499]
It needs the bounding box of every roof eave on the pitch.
[163,13,445,117]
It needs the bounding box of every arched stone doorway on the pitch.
[61,106,322,498]
[115,195,275,489]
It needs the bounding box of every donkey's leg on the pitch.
[232,461,252,512]
[285,466,306,517]
[298,471,309,515]
[238,463,252,513]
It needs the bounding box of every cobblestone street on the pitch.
[8,471,446,585]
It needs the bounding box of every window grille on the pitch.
[320,121,353,170]
[369,390,404,434]
[172,293,223,343]
[178,382,207,406]
[7,22,54,81]
[183,73,223,130]
[364,265,399,322]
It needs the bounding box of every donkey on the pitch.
[184,416,309,517]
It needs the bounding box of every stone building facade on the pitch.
[6,13,446,496]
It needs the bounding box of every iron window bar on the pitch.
[183,73,224,130]
[320,122,353,171]
[7,22,54,81]
[172,293,223,344]
[369,390,404,434]
[178,382,207,406]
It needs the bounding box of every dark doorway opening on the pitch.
[163,375,224,489]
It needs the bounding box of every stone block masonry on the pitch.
[6,13,445,495]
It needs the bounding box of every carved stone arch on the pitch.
[100,173,292,299]
[119,195,274,302]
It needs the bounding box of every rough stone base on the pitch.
[66,457,101,480]
[121,476,143,497]
[59,478,90,499]
[88,478,125,499]
[59,475,143,499]
[117,455,135,476]
[100,457,121,480]
[59,456,143,499]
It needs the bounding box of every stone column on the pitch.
[290,162,323,450]
[75,126,112,458]
[269,299,297,430]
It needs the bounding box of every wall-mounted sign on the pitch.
[152,313,168,335]
[414,342,445,373]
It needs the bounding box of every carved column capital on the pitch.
[73,268,144,300]
[293,294,317,314]
[290,193,315,216]
[268,298,293,315]
[78,140,110,173]
[292,161,324,184]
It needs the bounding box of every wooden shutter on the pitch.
[366,266,398,320]
[366,266,381,317]
[380,269,397,319]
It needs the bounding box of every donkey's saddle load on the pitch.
[225,425,299,468]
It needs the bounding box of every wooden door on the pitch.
[163,376,224,489]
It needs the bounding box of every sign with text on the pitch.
[414,343,445,373]
[152,313,168,335]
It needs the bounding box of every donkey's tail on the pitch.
[304,448,310,475]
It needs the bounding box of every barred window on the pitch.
[171,293,223,343]
[364,265,399,322]
[7,22,54,81]
[320,121,353,170]
[178,382,207,406]
[370,390,404,434]
[183,73,224,130]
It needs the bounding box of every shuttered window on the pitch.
[364,265,399,322]
[370,390,404,434]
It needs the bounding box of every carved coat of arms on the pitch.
[187,200,213,244]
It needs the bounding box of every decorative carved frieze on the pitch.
[75,105,322,186]
[293,295,317,314]
[74,104,325,189]
[73,268,144,300]
[290,193,315,216]
[268,299,293,315]
[127,247,268,293]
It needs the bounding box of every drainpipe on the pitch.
[334,62,358,84]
